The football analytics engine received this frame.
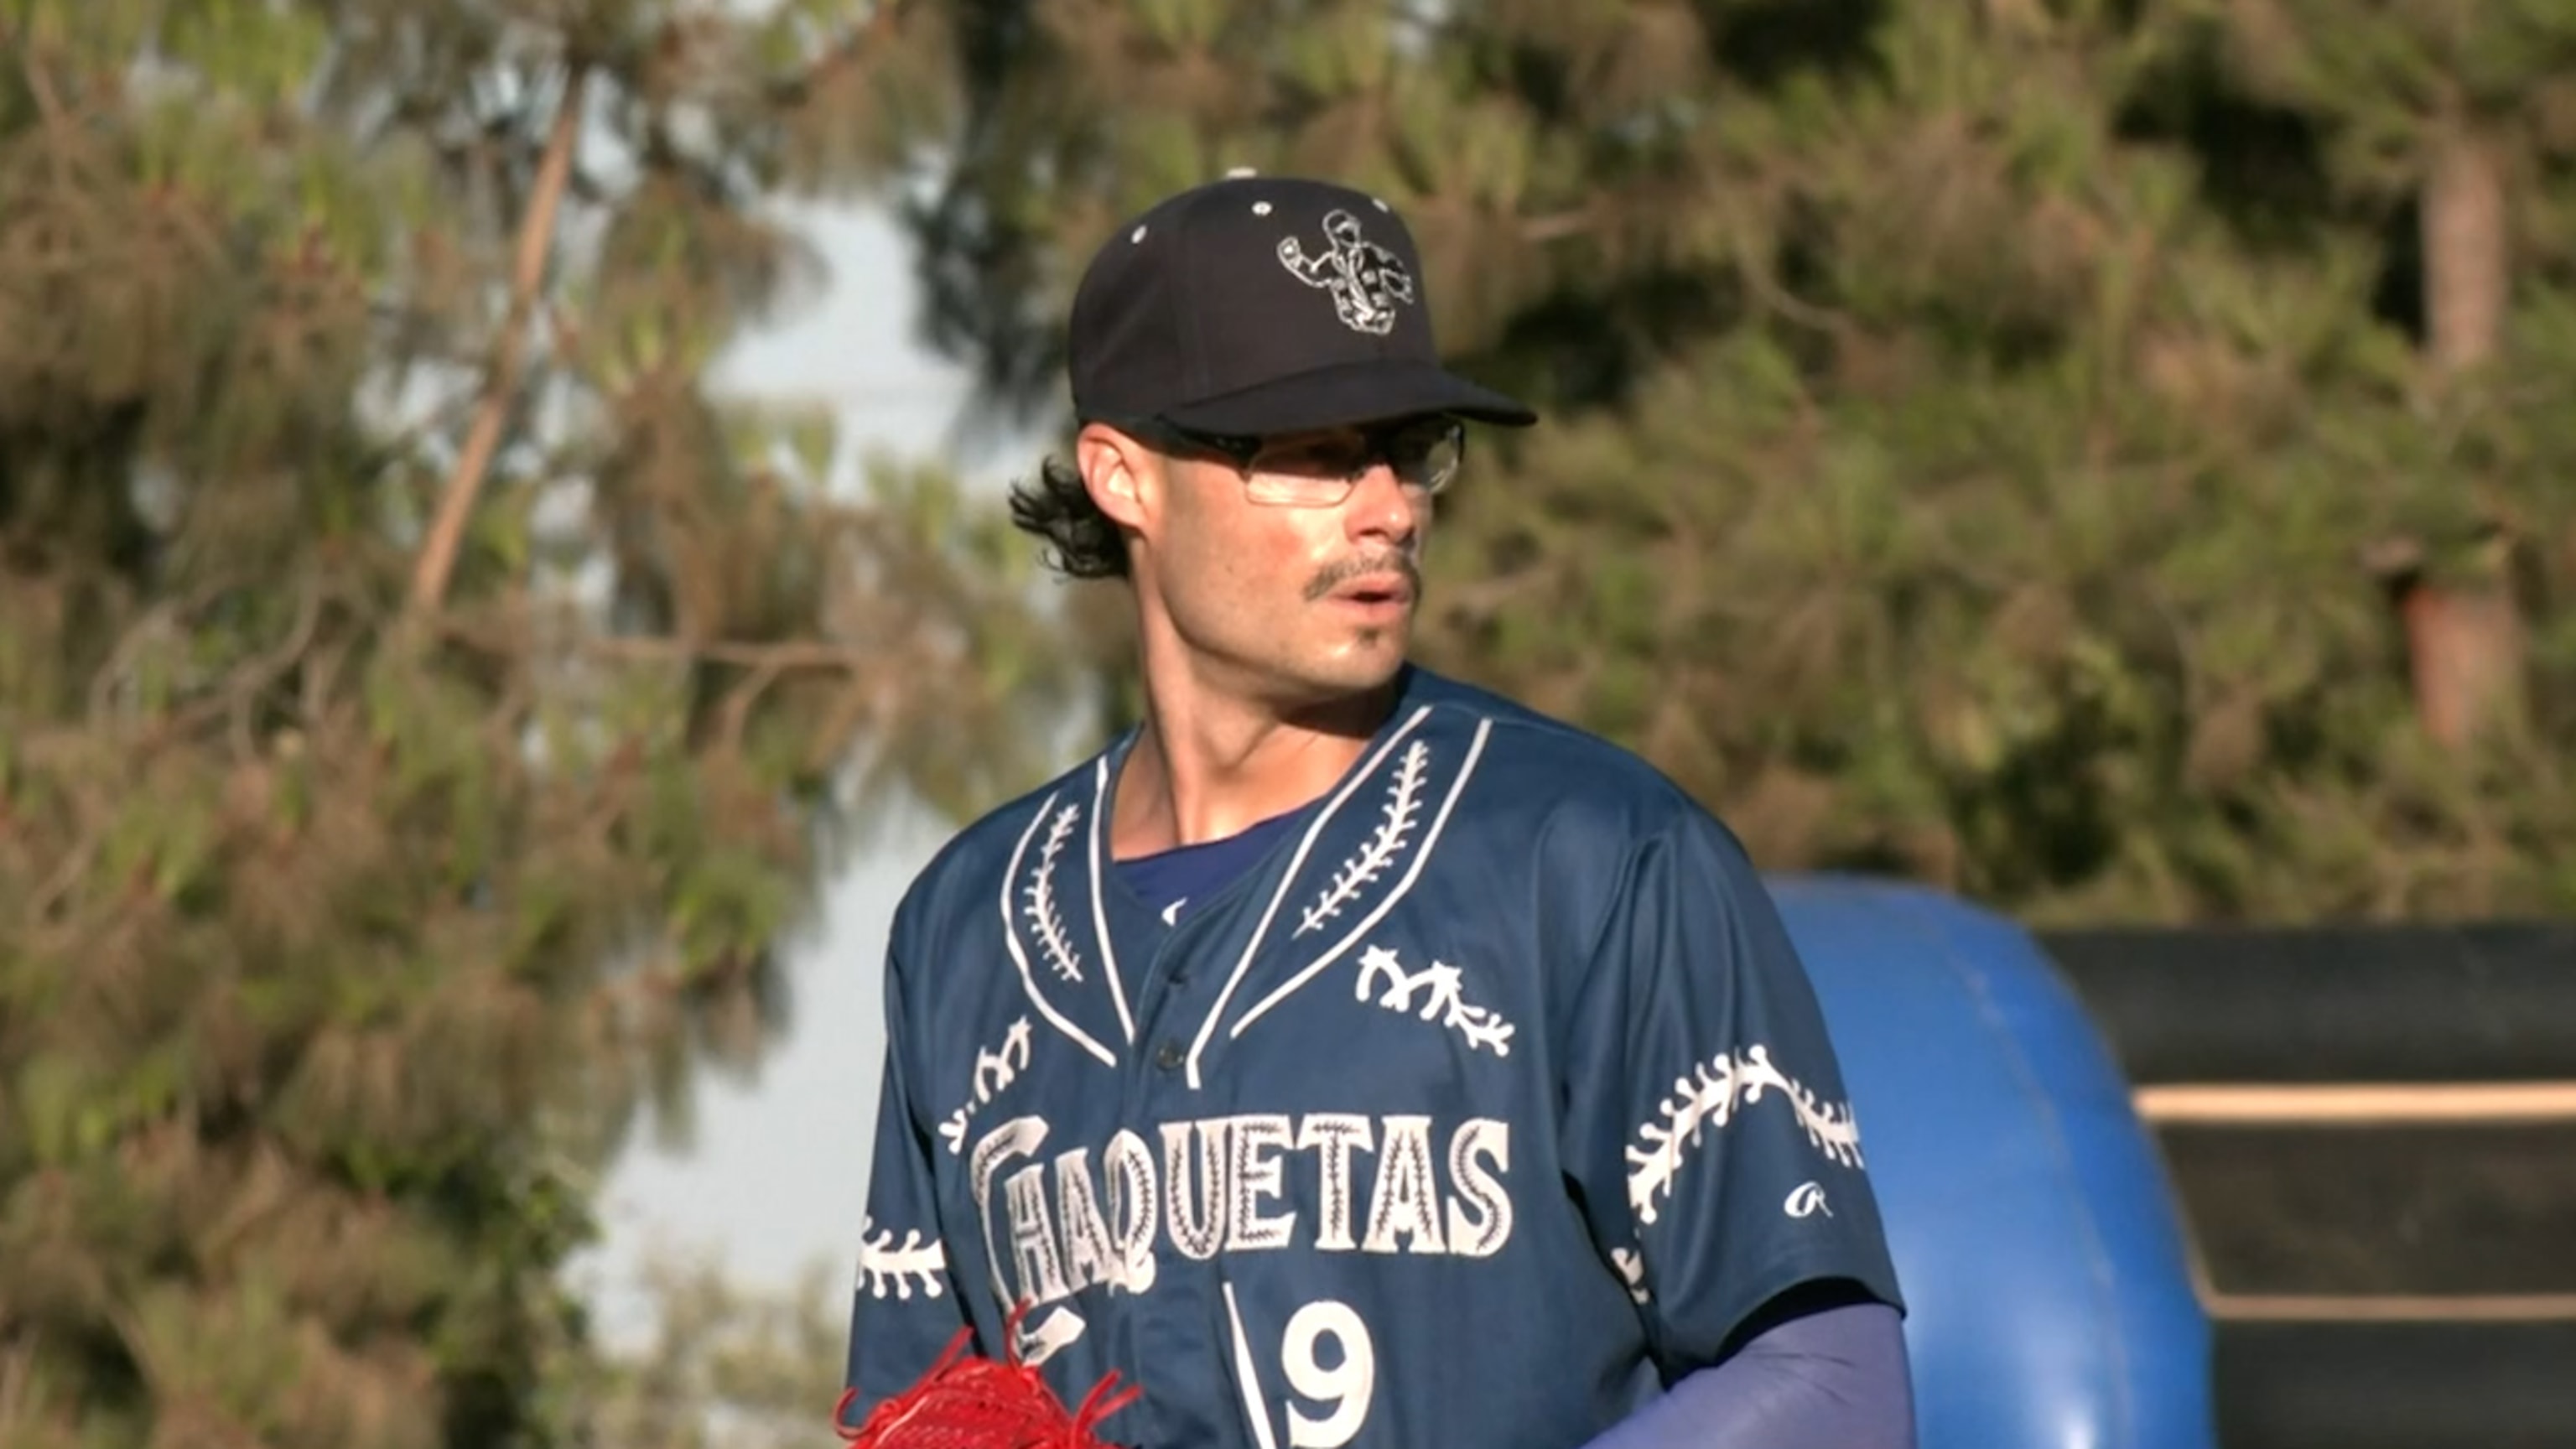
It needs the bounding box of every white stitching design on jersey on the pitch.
[1296,740,1429,937]
[856,1215,948,1300]
[938,1015,1034,1154]
[968,1115,1093,1363]
[1224,717,1494,1055]
[1353,944,1514,1056]
[1000,791,1116,1067]
[1624,1044,1863,1226]
[1185,706,1437,1089]
[1025,803,1084,982]
[1610,1247,1649,1305]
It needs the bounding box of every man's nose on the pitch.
[1343,459,1420,544]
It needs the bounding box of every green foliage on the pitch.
[564,1246,849,1449]
[0,2,1084,1446]
[894,0,2576,924]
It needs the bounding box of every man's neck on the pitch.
[1109,666,1400,860]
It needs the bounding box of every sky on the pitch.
[566,199,1040,1347]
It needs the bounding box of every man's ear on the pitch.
[1077,423,1157,535]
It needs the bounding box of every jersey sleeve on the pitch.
[838,947,974,1427]
[1559,803,1903,1379]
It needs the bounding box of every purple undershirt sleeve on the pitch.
[1576,1301,1917,1449]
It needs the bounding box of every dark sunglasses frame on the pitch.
[1105,414,1468,492]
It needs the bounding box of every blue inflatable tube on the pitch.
[1766,875,2218,1449]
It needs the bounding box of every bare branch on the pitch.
[18,39,66,131]
[766,0,918,108]
[29,808,106,926]
[0,1334,33,1430]
[225,573,331,760]
[408,64,592,615]
[1519,207,1602,243]
[1738,256,1852,336]
[87,571,248,724]
[714,657,792,755]
[18,39,81,194]
[580,635,884,671]
[434,611,890,675]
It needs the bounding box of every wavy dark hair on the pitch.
[1007,454,1131,579]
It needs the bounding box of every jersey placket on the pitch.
[1104,870,1262,1448]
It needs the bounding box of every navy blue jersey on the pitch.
[841,666,1903,1449]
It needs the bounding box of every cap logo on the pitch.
[1275,207,1416,336]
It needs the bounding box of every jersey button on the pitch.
[1155,1041,1184,1072]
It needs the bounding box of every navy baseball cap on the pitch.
[1067,172,1538,437]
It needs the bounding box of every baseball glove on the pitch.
[834,1304,1145,1449]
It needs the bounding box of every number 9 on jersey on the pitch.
[1226,1293,1378,1449]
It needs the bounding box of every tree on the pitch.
[2184,0,2576,745]
[883,0,2576,923]
[567,1244,850,1449]
[0,2,1083,1446]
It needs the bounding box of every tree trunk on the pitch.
[2398,554,2526,751]
[2403,114,2522,750]
[2423,118,2507,376]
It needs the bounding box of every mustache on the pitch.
[1305,553,1423,603]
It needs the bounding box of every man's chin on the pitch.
[1309,634,1412,694]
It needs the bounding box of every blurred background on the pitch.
[3,1,2572,1446]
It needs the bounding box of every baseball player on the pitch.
[839,174,1915,1449]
